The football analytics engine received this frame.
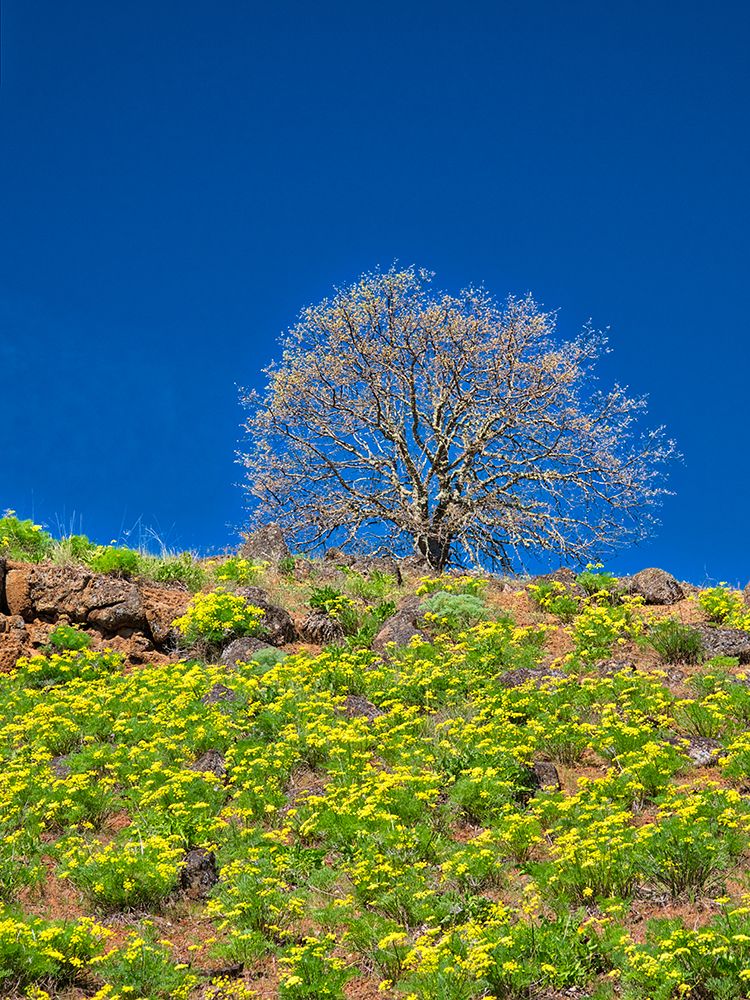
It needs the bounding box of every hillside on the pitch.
[2,529,750,999]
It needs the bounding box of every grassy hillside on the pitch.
[2,515,750,998]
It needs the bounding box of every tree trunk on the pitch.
[416,533,451,571]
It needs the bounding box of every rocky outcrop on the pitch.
[220,636,276,667]
[621,568,684,605]
[694,625,750,663]
[235,586,298,644]
[300,611,345,645]
[371,596,426,652]
[239,523,290,564]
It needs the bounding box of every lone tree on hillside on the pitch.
[239,266,674,571]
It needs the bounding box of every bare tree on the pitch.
[239,266,675,570]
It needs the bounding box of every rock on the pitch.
[86,575,147,632]
[530,760,562,791]
[201,683,238,705]
[666,735,722,767]
[323,547,355,565]
[497,666,566,689]
[220,636,275,667]
[0,614,30,671]
[49,755,71,778]
[180,848,219,896]
[371,596,426,653]
[0,558,6,613]
[744,582,750,605]
[239,523,290,564]
[300,611,345,645]
[140,583,191,647]
[694,625,750,664]
[341,694,383,722]
[5,564,87,620]
[595,658,637,677]
[234,587,298,645]
[190,749,226,779]
[622,568,684,605]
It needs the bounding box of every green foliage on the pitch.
[95,925,198,998]
[699,586,750,631]
[88,545,142,577]
[527,580,581,621]
[416,574,488,597]
[576,563,619,598]
[421,591,489,634]
[172,590,265,646]
[647,618,704,664]
[214,556,267,586]
[0,511,53,562]
[14,649,123,687]
[45,623,92,653]
[0,908,108,988]
[144,551,206,591]
[342,568,397,602]
[570,596,644,661]
[279,935,353,999]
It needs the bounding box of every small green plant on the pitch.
[570,596,644,661]
[309,586,360,635]
[421,591,489,634]
[416,574,488,597]
[145,551,206,591]
[51,533,96,564]
[0,511,53,562]
[527,581,581,622]
[95,925,199,998]
[279,554,297,577]
[58,833,184,911]
[214,556,268,586]
[342,569,397,602]
[647,619,703,664]
[45,623,92,653]
[15,648,123,687]
[279,935,353,999]
[172,590,265,646]
[576,563,619,598]
[88,545,142,577]
[0,909,109,989]
[699,586,750,631]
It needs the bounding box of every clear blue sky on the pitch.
[2,2,748,582]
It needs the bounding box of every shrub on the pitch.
[51,533,96,564]
[647,619,703,664]
[0,511,53,562]
[172,590,265,646]
[421,592,489,634]
[88,545,142,577]
[309,587,360,635]
[45,623,92,653]
[342,569,397,602]
[570,597,643,661]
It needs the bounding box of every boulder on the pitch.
[5,564,88,620]
[665,734,722,767]
[347,557,403,585]
[530,760,562,791]
[220,635,276,667]
[86,575,147,632]
[694,625,750,664]
[0,558,6,613]
[371,596,426,653]
[239,523,290,564]
[300,611,345,645]
[234,587,298,645]
[323,547,355,565]
[621,568,684,605]
[180,848,219,896]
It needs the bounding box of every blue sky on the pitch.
[1,2,748,582]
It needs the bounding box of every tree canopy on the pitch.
[239,266,674,570]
